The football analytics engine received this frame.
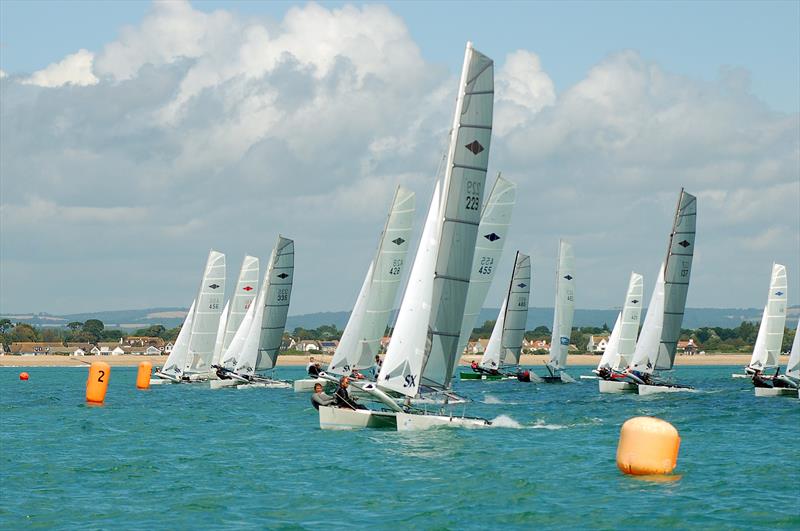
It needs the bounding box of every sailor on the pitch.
[752,369,773,388]
[214,365,231,380]
[597,366,612,380]
[306,357,317,376]
[373,354,382,377]
[470,360,481,373]
[334,376,363,410]
[311,383,334,410]
[308,362,322,377]
[517,369,531,382]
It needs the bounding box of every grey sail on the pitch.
[421,42,494,390]
[501,252,531,366]
[656,189,697,370]
[256,236,295,371]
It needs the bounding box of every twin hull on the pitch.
[318,406,489,431]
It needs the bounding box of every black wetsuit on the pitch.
[334,386,359,409]
[308,364,321,377]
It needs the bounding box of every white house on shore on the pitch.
[586,335,610,354]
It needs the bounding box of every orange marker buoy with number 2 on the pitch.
[86,362,110,404]
[617,416,680,475]
[136,361,152,390]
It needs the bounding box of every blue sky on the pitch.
[0,1,798,314]
[2,1,798,111]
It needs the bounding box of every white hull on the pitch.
[580,375,599,380]
[396,411,490,431]
[731,373,749,379]
[238,380,291,389]
[318,405,397,430]
[149,378,176,385]
[637,383,693,395]
[754,387,799,397]
[209,379,238,390]
[293,378,327,392]
[598,380,637,394]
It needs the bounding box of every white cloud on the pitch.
[1,1,798,315]
[22,49,98,87]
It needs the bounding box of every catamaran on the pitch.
[461,251,530,380]
[211,255,259,370]
[211,237,294,389]
[518,240,575,383]
[595,272,644,393]
[774,320,799,396]
[152,250,226,383]
[293,187,415,392]
[318,41,495,430]
[742,264,795,397]
[622,189,697,395]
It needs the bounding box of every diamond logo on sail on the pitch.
[209,284,220,289]
[243,286,253,291]
[564,275,573,280]
[392,237,405,245]
[277,273,289,279]
[775,291,784,296]
[678,240,691,248]
[518,283,527,288]
[632,299,639,304]
[465,140,484,155]
[484,233,500,242]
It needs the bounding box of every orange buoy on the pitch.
[617,416,680,476]
[19,372,29,381]
[136,361,152,390]
[86,362,110,404]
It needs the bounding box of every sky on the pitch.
[0,0,798,315]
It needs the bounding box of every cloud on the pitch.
[22,49,98,87]
[1,1,797,315]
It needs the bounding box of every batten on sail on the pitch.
[748,263,788,370]
[422,42,494,391]
[256,237,295,371]
[455,175,516,368]
[184,250,226,375]
[329,186,415,376]
[490,252,531,368]
[598,272,643,371]
[223,256,260,353]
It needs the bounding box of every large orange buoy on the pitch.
[86,362,110,404]
[19,372,29,381]
[136,361,152,390]
[617,416,680,475]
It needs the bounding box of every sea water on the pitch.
[1,365,798,529]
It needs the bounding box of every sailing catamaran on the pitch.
[518,240,575,383]
[153,250,226,383]
[623,189,697,395]
[318,41,495,430]
[775,320,800,396]
[211,237,294,389]
[293,187,415,392]
[743,264,795,396]
[211,255,259,370]
[595,272,644,393]
[461,251,530,380]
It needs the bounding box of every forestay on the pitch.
[598,272,643,371]
[329,186,415,376]
[548,241,575,371]
[748,263,787,370]
[630,265,665,373]
[379,184,441,398]
[656,189,696,370]
[161,300,195,378]
[454,175,516,370]
[185,250,225,374]
[255,236,295,371]
[421,42,494,391]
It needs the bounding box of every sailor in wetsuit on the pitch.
[311,383,334,410]
[333,376,366,410]
[751,369,773,388]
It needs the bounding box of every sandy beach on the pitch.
[0,353,785,368]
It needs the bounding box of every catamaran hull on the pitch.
[395,412,490,431]
[754,387,799,397]
[293,378,327,392]
[459,372,512,381]
[238,380,291,389]
[637,384,693,395]
[209,379,238,390]
[598,380,637,394]
[731,373,749,379]
[318,406,397,430]
[149,378,176,385]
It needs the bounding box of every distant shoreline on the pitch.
[0,353,784,368]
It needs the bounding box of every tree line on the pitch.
[0,319,181,347]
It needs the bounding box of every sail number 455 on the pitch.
[478,256,494,275]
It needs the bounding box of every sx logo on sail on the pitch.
[403,374,416,388]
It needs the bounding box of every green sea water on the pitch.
[1,365,798,529]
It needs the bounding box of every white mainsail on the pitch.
[421,41,494,391]
[219,293,256,371]
[184,250,225,374]
[787,320,799,379]
[547,241,575,371]
[455,175,516,367]
[255,236,295,371]
[211,301,230,367]
[160,300,195,378]
[655,189,697,370]
[379,183,441,397]
[233,286,267,377]
[598,272,643,371]
[481,252,530,369]
[629,265,665,373]
[329,186,415,376]
[480,298,506,371]
[748,263,787,370]
[222,255,260,353]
